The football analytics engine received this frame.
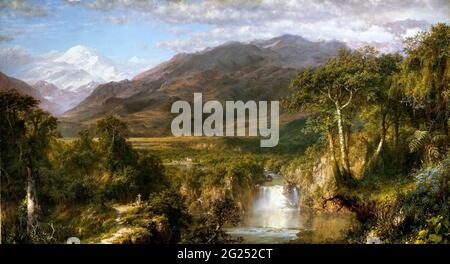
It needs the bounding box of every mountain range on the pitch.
[0,45,134,114]
[59,35,347,136]
[0,71,59,114]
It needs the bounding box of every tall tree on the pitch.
[0,91,57,236]
[284,68,341,177]
[367,53,403,162]
[0,91,37,242]
[286,49,378,177]
[402,23,449,163]
[404,23,449,136]
[22,109,57,232]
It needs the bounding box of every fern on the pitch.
[409,130,429,152]
[409,130,448,163]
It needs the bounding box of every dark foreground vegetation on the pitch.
[1,24,448,244]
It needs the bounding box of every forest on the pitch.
[0,23,448,244]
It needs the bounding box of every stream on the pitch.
[225,171,356,243]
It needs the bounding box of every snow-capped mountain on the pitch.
[19,60,103,93]
[0,45,142,114]
[54,45,127,84]
[0,45,130,93]
[63,35,346,136]
[32,80,88,114]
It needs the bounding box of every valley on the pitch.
[58,35,345,136]
[1,24,448,245]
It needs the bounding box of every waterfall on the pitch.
[225,171,303,243]
[226,170,355,243]
[254,185,299,211]
[249,181,300,229]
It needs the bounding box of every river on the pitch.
[226,171,356,243]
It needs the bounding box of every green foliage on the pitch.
[284,48,381,178]
[408,130,447,164]
[97,115,137,173]
[132,153,167,198]
[39,131,101,205]
[148,190,192,243]
[403,23,449,135]
[0,91,38,202]
[0,91,59,242]
[3,23,449,244]
[415,215,449,244]
[358,159,449,243]
[185,196,242,244]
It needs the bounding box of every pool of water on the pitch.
[225,171,356,244]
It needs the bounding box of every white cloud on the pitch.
[3,0,448,54]
[402,27,425,39]
[0,45,35,69]
[103,15,133,24]
[124,55,157,74]
[0,0,47,17]
[147,0,449,52]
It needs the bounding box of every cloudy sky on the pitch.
[0,0,448,70]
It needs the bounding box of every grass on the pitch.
[342,176,415,203]
[59,116,315,152]
[56,117,316,166]
[43,204,118,243]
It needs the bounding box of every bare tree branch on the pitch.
[341,90,353,109]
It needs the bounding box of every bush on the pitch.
[148,190,192,243]
[366,159,449,243]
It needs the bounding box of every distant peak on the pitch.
[273,34,309,42]
[219,41,243,46]
[64,45,98,56]
[67,45,92,51]
[278,33,300,39]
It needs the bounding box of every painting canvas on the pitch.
[0,0,448,252]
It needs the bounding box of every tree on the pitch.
[365,53,403,163]
[133,154,167,198]
[186,196,241,244]
[22,109,57,233]
[148,190,191,243]
[68,129,100,176]
[403,23,449,136]
[1,91,37,242]
[285,49,379,177]
[0,91,57,238]
[401,23,449,164]
[284,69,341,176]
[96,115,136,173]
[1,91,37,201]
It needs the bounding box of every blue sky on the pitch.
[1,0,185,64]
[1,0,448,70]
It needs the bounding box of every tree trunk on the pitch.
[327,128,341,176]
[373,114,387,159]
[393,114,399,150]
[26,166,37,233]
[374,136,385,161]
[336,107,350,175]
[344,124,351,156]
